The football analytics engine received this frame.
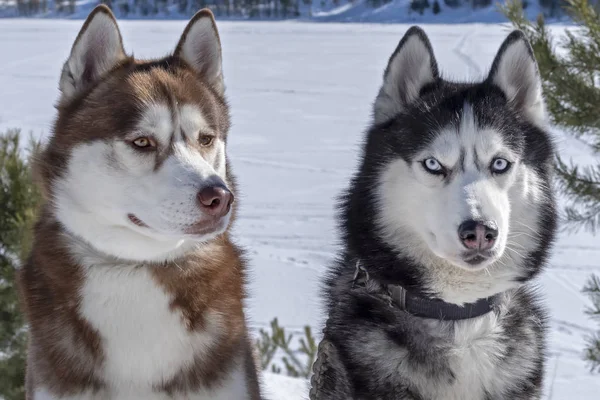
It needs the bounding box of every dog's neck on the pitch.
[351,261,501,319]
[346,240,522,305]
[62,226,204,269]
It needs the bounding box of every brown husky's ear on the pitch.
[175,9,224,95]
[59,5,126,103]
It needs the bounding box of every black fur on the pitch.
[311,27,557,400]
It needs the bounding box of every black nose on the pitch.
[458,220,498,251]
[197,185,234,218]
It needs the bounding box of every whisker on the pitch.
[513,221,537,232]
[504,246,526,259]
[494,257,508,268]
[505,241,527,249]
[495,261,505,268]
[508,232,538,240]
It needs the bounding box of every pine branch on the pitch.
[583,275,600,319]
[555,157,600,233]
[0,129,41,400]
[255,318,318,378]
[255,327,278,369]
[585,333,600,373]
[584,275,600,372]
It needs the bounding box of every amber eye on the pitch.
[132,137,155,149]
[199,135,215,147]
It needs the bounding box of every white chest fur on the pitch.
[444,313,506,399]
[422,310,537,400]
[78,264,243,396]
[81,265,206,386]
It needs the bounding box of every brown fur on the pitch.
[20,209,259,397]
[18,5,260,399]
[37,58,230,200]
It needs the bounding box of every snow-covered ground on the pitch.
[0,20,598,399]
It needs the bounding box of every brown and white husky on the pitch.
[18,5,261,399]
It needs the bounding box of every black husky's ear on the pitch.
[373,26,439,124]
[175,9,224,95]
[487,30,546,125]
[59,5,126,103]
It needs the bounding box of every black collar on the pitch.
[351,261,497,321]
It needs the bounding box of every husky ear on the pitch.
[59,5,126,103]
[373,26,439,124]
[175,9,224,95]
[487,31,546,124]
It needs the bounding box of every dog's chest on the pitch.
[417,313,533,400]
[442,316,506,399]
[80,265,219,388]
[34,365,248,400]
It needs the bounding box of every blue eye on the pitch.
[491,158,511,174]
[422,158,444,175]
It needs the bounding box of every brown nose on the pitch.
[197,186,233,218]
[458,220,498,251]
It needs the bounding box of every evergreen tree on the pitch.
[280,0,290,17]
[100,0,113,11]
[410,0,430,15]
[503,0,600,372]
[583,275,600,372]
[539,0,566,17]
[432,0,440,14]
[0,130,42,400]
[471,0,491,9]
[443,0,461,8]
[255,318,317,377]
[178,0,188,14]
[249,0,260,17]
[303,0,312,17]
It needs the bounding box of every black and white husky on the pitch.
[310,27,557,400]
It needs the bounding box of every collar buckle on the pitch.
[387,284,406,311]
[351,261,370,289]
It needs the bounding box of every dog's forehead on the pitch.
[125,65,223,127]
[51,63,229,167]
[137,102,211,145]
[426,104,511,164]
[377,83,525,164]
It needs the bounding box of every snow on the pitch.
[0,19,599,399]
[262,372,309,400]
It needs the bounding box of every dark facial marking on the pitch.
[472,146,482,172]
[459,148,466,172]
